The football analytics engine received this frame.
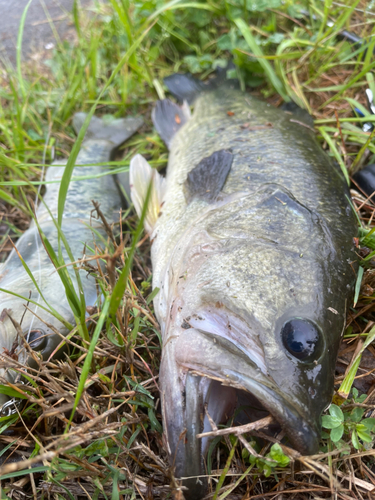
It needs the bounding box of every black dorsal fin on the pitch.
[152,99,190,148]
[184,150,234,204]
[164,74,206,104]
[164,65,236,104]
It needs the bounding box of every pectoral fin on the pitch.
[129,154,166,233]
[184,149,233,204]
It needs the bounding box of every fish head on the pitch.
[0,290,68,411]
[156,187,355,494]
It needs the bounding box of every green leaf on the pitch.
[246,0,282,12]
[322,415,342,429]
[329,404,344,422]
[268,443,290,467]
[217,33,234,51]
[64,445,83,459]
[183,54,214,73]
[352,430,360,449]
[330,424,344,442]
[350,407,365,423]
[263,463,272,477]
[356,429,373,443]
[84,439,109,457]
[362,418,375,432]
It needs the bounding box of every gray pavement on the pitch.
[0,0,90,63]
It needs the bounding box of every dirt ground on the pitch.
[0,0,91,64]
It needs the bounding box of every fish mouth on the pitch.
[162,327,321,498]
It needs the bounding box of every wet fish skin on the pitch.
[0,113,143,409]
[130,81,357,499]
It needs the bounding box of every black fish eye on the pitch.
[27,329,47,352]
[281,318,323,362]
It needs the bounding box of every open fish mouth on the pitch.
[161,326,321,495]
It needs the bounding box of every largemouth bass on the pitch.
[0,113,143,413]
[130,75,357,498]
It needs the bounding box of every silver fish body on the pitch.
[0,113,143,411]
[130,81,357,499]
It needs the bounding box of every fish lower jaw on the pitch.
[168,367,321,498]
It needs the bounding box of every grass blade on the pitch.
[353,265,364,307]
[109,178,153,318]
[349,128,375,176]
[338,324,375,399]
[318,127,349,185]
[57,23,154,228]
[68,296,111,424]
[234,18,290,102]
[213,439,237,500]
[0,467,49,481]
[16,0,32,99]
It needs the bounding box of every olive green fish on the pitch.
[0,113,143,413]
[130,75,357,498]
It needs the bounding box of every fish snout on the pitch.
[161,325,322,498]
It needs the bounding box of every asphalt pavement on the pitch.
[0,0,90,63]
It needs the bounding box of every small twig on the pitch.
[91,200,116,245]
[289,119,316,132]
[196,415,274,439]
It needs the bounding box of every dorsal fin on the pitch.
[152,99,190,148]
[164,66,236,104]
[164,73,206,104]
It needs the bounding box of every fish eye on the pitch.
[27,329,47,352]
[281,318,323,362]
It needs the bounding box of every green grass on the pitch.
[1,0,375,498]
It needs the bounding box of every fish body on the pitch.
[0,113,143,412]
[130,78,357,499]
